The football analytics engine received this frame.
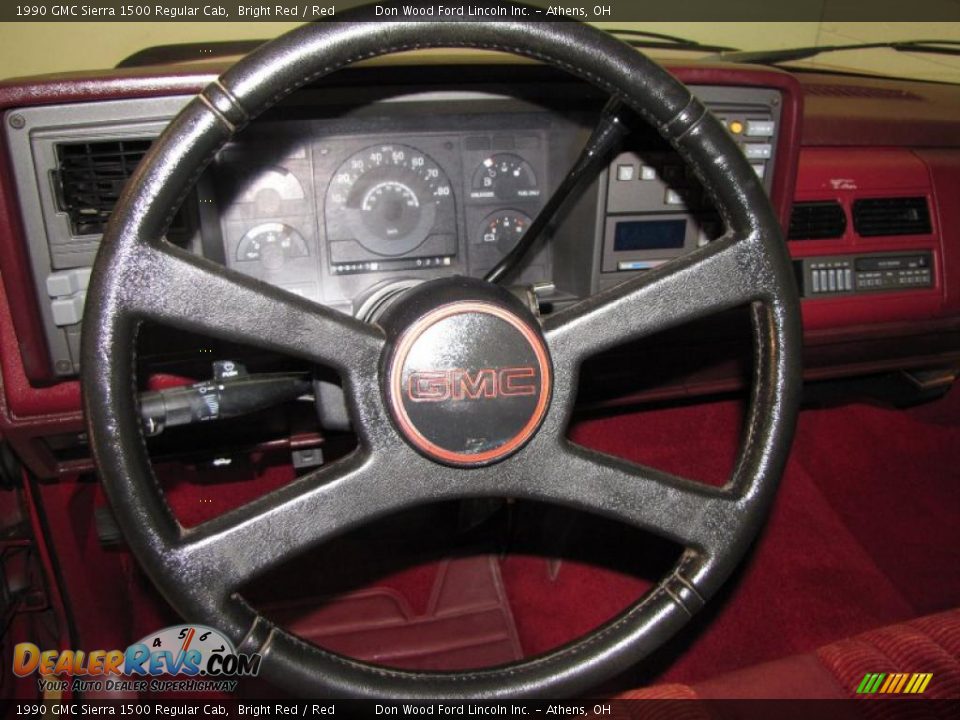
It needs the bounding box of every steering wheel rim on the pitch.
[81,12,801,699]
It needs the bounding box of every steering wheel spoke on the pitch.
[176,448,407,595]
[544,233,770,372]
[515,439,739,553]
[123,241,384,372]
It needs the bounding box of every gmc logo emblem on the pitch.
[407,367,538,402]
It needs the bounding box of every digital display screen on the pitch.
[613,220,686,252]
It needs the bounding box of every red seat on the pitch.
[619,608,960,700]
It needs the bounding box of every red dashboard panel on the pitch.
[790,147,946,333]
[799,73,960,148]
[917,149,960,315]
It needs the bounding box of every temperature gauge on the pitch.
[235,222,309,270]
[471,153,540,201]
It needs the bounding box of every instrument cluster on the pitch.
[211,119,557,316]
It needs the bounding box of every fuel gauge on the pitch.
[471,153,540,201]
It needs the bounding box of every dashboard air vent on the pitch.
[852,197,932,237]
[54,139,152,236]
[788,201,847,240]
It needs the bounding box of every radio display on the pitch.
[614,219,686,251]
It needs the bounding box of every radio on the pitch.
[795,252,934,297]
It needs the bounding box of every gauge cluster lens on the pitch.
[214,127,550,312]
[325,144,456,258]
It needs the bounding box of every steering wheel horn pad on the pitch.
[82,9,801,699]
[382,278,552,467]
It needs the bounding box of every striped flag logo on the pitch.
[856,672,933,694]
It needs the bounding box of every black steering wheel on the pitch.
[82,12,801,699]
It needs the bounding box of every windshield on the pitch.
[1,19,959,84]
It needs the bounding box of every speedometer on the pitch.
[325,144,455,257]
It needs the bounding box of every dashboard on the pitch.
[5,78,782,377]
[2,59,960,479]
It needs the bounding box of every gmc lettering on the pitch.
[407,367,537,402]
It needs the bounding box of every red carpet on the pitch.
[795,396,960,615]
[555,388,960,685]
[28,385,960,691]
